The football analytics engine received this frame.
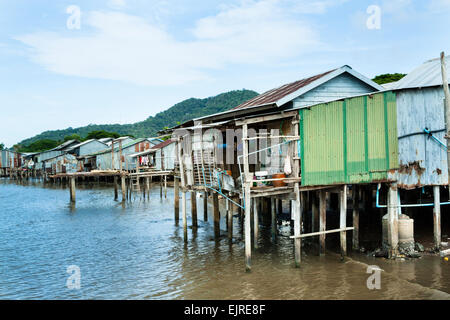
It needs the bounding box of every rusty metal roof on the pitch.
[233,65,383,111]
[233,69,336,110]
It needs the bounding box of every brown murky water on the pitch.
[0,178,448,300]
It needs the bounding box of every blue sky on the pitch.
[1,0,450,147]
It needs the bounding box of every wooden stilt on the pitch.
[191,191,198,228]
[114,176,118,200]
[243,123,251,271]
[319,190,327,255]
[164,176,167,198]
[174,177,180,223]
[227,200,233,240]
[145,177,150,199]
[121,176,126,202]
[433,185,441,250]
[70,177,76,203]
[203,191,208,221]
[352,185,360,250]
[253,198,259,248]
[160,179,163,198]
[177,138,188,243]
[340,185,348,257]
[294,192,302,267]
[213,192,220,238]
[387,183,399,258]
[182,191,187,242]
[311,192,318,233]
[271,198,277,241]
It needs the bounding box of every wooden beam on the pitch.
[290,227,354,239]
[235,110,298,126]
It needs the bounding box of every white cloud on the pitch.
[16,0,320,86]
[108,0,127,9]
[429,0,450,11]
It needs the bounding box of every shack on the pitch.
[42,153,78,175]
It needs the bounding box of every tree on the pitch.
[372,73,406,85]
[64,134,81,142]
[18,139,59,152]
[0,143,4,150]
[85,130,120,140]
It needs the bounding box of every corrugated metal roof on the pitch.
[234,69,336,110]
[151,139,175,150]
[233,65,383,110]
[393,55,450,90]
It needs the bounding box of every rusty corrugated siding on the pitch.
[300,91,398,186]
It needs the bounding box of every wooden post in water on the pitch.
[319,190,327,255]
[293,119,302,267]
[164,175,167,198]
[177,138,188,243]
[203,191,208,221]
[243,123,251,271]
[174,177,180,224]
[387,183,399,258]
[191,191,198,228]
[433,185,441,250]
[271,198,277,241]
[340,185,348,257]
[311,192,318,233]
[213,192,220,238]
[253,198,259,248]
[244,183,251,271]
[145,177,150,199]
[114,176,118,200]
[70,176,76,203]
[227,200,233,240]
[352,185,360,250]
[121,175,126,202]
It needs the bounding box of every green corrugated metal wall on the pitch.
[299,91,398,186]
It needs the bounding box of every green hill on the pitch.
[17,89,258,148]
